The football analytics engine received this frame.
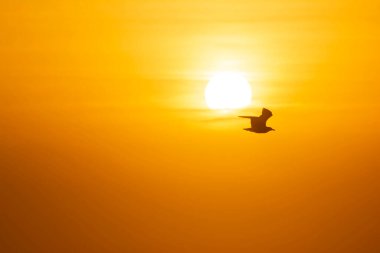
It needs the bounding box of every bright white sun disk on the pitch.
[205,72,252,110]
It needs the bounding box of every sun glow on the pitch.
[205,72,252,110]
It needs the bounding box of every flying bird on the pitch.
[239,108,275,133]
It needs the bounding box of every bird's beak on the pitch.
[272,129,275,131]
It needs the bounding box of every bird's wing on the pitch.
[239,116,258,128]
[261,108,273,119]
[250,117,258,128]
[261,108,272,120]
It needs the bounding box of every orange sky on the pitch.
[1,1,380,252]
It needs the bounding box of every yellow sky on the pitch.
[1,1,380,252]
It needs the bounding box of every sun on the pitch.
[205,71,252,110]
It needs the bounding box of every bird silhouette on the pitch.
[239,108,275,133]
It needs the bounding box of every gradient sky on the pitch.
[1,1,380,252]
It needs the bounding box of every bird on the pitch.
[239,108,275,133]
